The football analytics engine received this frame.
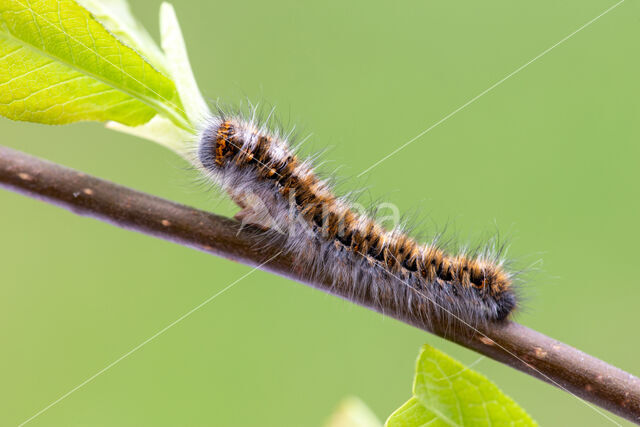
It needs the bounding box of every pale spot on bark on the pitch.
[534,347,547,358]
[479,336,495,346]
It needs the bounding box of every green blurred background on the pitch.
[1,0,638,425]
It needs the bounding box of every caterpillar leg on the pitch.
[230,191,285,233]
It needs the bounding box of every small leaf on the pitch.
[106,114,193,155]
[385,345,537,427]
[75,0,169,75]
[326,397,382,427]
[107,2,209,156]
[160,2,210,127]
[386,397,448,427]
[0,0,188,128]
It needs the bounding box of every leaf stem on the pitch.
[0,145,638,425]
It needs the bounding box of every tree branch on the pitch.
[1,145,638,424]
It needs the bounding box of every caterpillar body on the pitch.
[196,113,517,327]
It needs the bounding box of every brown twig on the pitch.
[1,145,638,424]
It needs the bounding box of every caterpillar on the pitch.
[195,111,517,328]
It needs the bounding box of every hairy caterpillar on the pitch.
[195,112,517,327]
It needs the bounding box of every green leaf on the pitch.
[76,0,169,75]
[107,2,210,156]
[105,2,209,156]
[385,345,537,427]
[386,397,448,427]
[106,114,193,155]
[159,2,209,127]
[0,0,188,128]
[325,397,382,427]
